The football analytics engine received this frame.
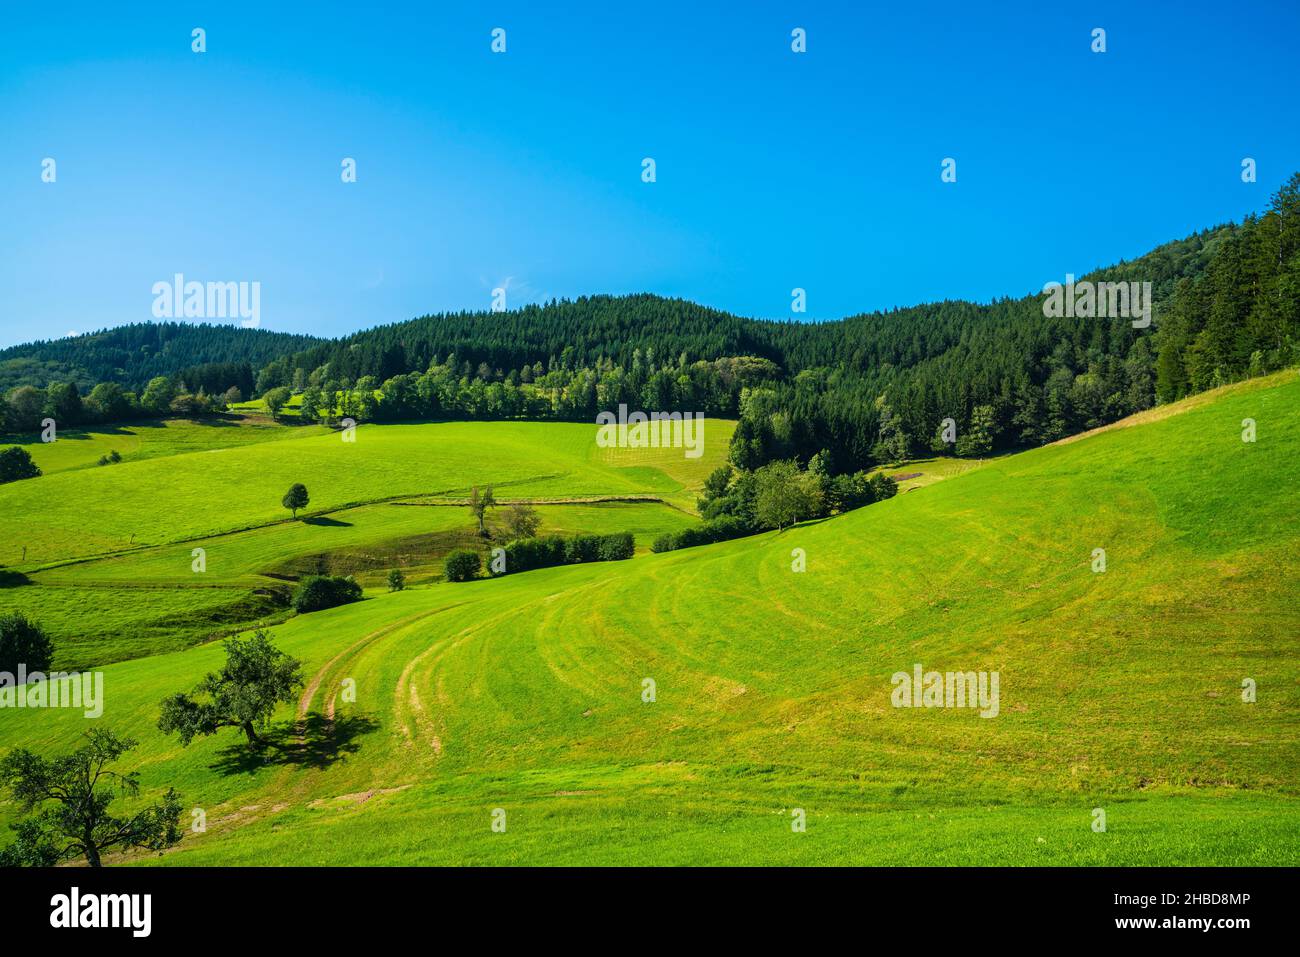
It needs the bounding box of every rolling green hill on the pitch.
[1,416,734,666]
[18,415,329,476]
[1,371,1295,865]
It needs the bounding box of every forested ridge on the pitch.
[3,173,1297,476]
[0,323,322,395]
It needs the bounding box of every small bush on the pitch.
[831,471,875,512]
[868,472,899,501]
[598,532,635,561]
[0,447,41,485]
[293,575,363,613]
[443,549,481,582]
[387,568,406,592]
[0,612,53,673]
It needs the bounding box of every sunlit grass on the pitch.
[0,375,1295,865]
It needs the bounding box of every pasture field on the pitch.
[0,372,1296,865]
[1,415,726,667]
[0,417,734,566]
[10,499,696,668]
[13,415,327,476]
[875,455,987,492]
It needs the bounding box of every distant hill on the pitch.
[0,322,323,393]
[304,224,1228,378]
[4,173,1296,472]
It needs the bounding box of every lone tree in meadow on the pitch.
[0,612,53,674]
[282,482,310,519]
[503,503,541,541]
[0,729,182,867]
[468,485,496,537]
[387,568,406,592]
[158,630,304,749]
[0,447,41,485]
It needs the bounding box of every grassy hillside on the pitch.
[1,416,733,666]
[12,500,695,667]
[2,418,734,564]
[15,416,328,476]
[1,372,1295,865]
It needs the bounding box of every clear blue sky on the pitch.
[2,0,1297,347]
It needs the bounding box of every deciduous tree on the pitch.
[0,729,182,867]
[158,630,304,749]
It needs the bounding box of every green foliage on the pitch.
[829,470,876,512]
[871,399,911,465]
[564,534,604,564]
[500,535,565,574]
[387,568,406,592]
[0,446,41,484]
[0,323,317,395]
[157,630,304,748]
[443,548,482,582]
[753,459,823,531]
[86,382,133,421]
[598,531,635,561]
[263,386,292,415]
[3,386,45,432]
[502,503,541,540]
[293,574,363,613]
[0,612,53,673]
[698,463,758,527]
[468,485,496,536]
[299,386,324,422]
[282,481,309,518]
[43,382,82,423]
[141,376,177,413]
[868,472,899,501]
[955,404,995,457]
[651,515,750,552]
[501,531,635,573]
[0,729,182,867]
[699,464,732,505]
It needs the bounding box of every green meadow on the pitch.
[0,375,1297,865]
[15,415,329,476]
[2,417,732,564]
[1,416,728,666]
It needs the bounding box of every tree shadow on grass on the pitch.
[207,714,379,776]
[302,515,353,527]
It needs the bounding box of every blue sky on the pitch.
[1,0,1297,347]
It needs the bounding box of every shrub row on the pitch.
[499,531,635,576]
[651,515,751,553]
